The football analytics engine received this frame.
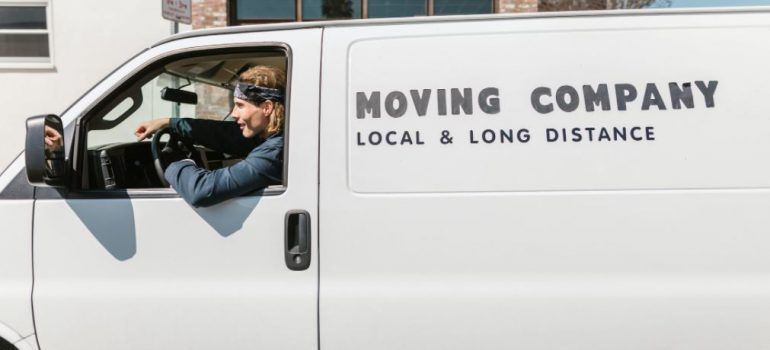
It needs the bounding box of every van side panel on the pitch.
[320,12,770,350]
[0,168,35,344]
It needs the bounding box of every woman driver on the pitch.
[134,65,286,207]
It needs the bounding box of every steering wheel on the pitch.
[150,127,202,187]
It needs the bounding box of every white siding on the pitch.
[0,0,190,173]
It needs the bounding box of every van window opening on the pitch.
[79,49,290,192]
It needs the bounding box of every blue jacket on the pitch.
[164,118,284,207]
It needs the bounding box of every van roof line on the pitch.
[152,6,770,48]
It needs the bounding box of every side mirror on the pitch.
[161,87,198,105]
[25,114,67,187]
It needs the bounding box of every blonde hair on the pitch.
[239,65,286,136]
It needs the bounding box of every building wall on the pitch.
[0,0,185,173]
[500,0,539,12]
[193,0,228,29]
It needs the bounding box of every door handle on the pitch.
[285,210,311,271]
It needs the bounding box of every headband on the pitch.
[234,82,285,104]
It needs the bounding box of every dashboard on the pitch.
[87,142,229,189]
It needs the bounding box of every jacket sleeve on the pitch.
[169,118,258,157]
[164,142,283,207]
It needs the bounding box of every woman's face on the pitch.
[231,97,273,139]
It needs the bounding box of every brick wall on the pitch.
[192,0,227,29]
[498,0,538,13]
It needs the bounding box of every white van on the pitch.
[2,7,770,350]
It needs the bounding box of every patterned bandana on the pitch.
[234,83,285,105]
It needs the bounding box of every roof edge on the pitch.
[153,5,770,47]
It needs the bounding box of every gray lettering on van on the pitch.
[369,131,382,145]
[437,89,447,115]
[451,88,473,115]
[646,126,656,140]
[615,84,637,111]
[556,86,580,112]
[695,80,718,107]
[641,83,666,110]
[356,91,381,118]
[583,84,610,112]
[531,87,553,114]
[478,87,500,114]
[669,82,694,109]
[385,91,408,118]
[386,131,398,145]
[410,89,432,116]
[598,127,611,141]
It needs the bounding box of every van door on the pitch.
[32,29,320,350]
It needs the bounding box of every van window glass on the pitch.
[102,97,135,122]
[87,73,210,147]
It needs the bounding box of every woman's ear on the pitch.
[263,100,275,115]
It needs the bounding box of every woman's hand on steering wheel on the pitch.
[135,117,170,141]
[150,126,204,187]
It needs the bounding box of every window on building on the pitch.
[0,1,52,67]
[235,0,296,21]
[302,0,362,20]
[368,0,426,18]
[230,0,495,24]
[434,0,494,15]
